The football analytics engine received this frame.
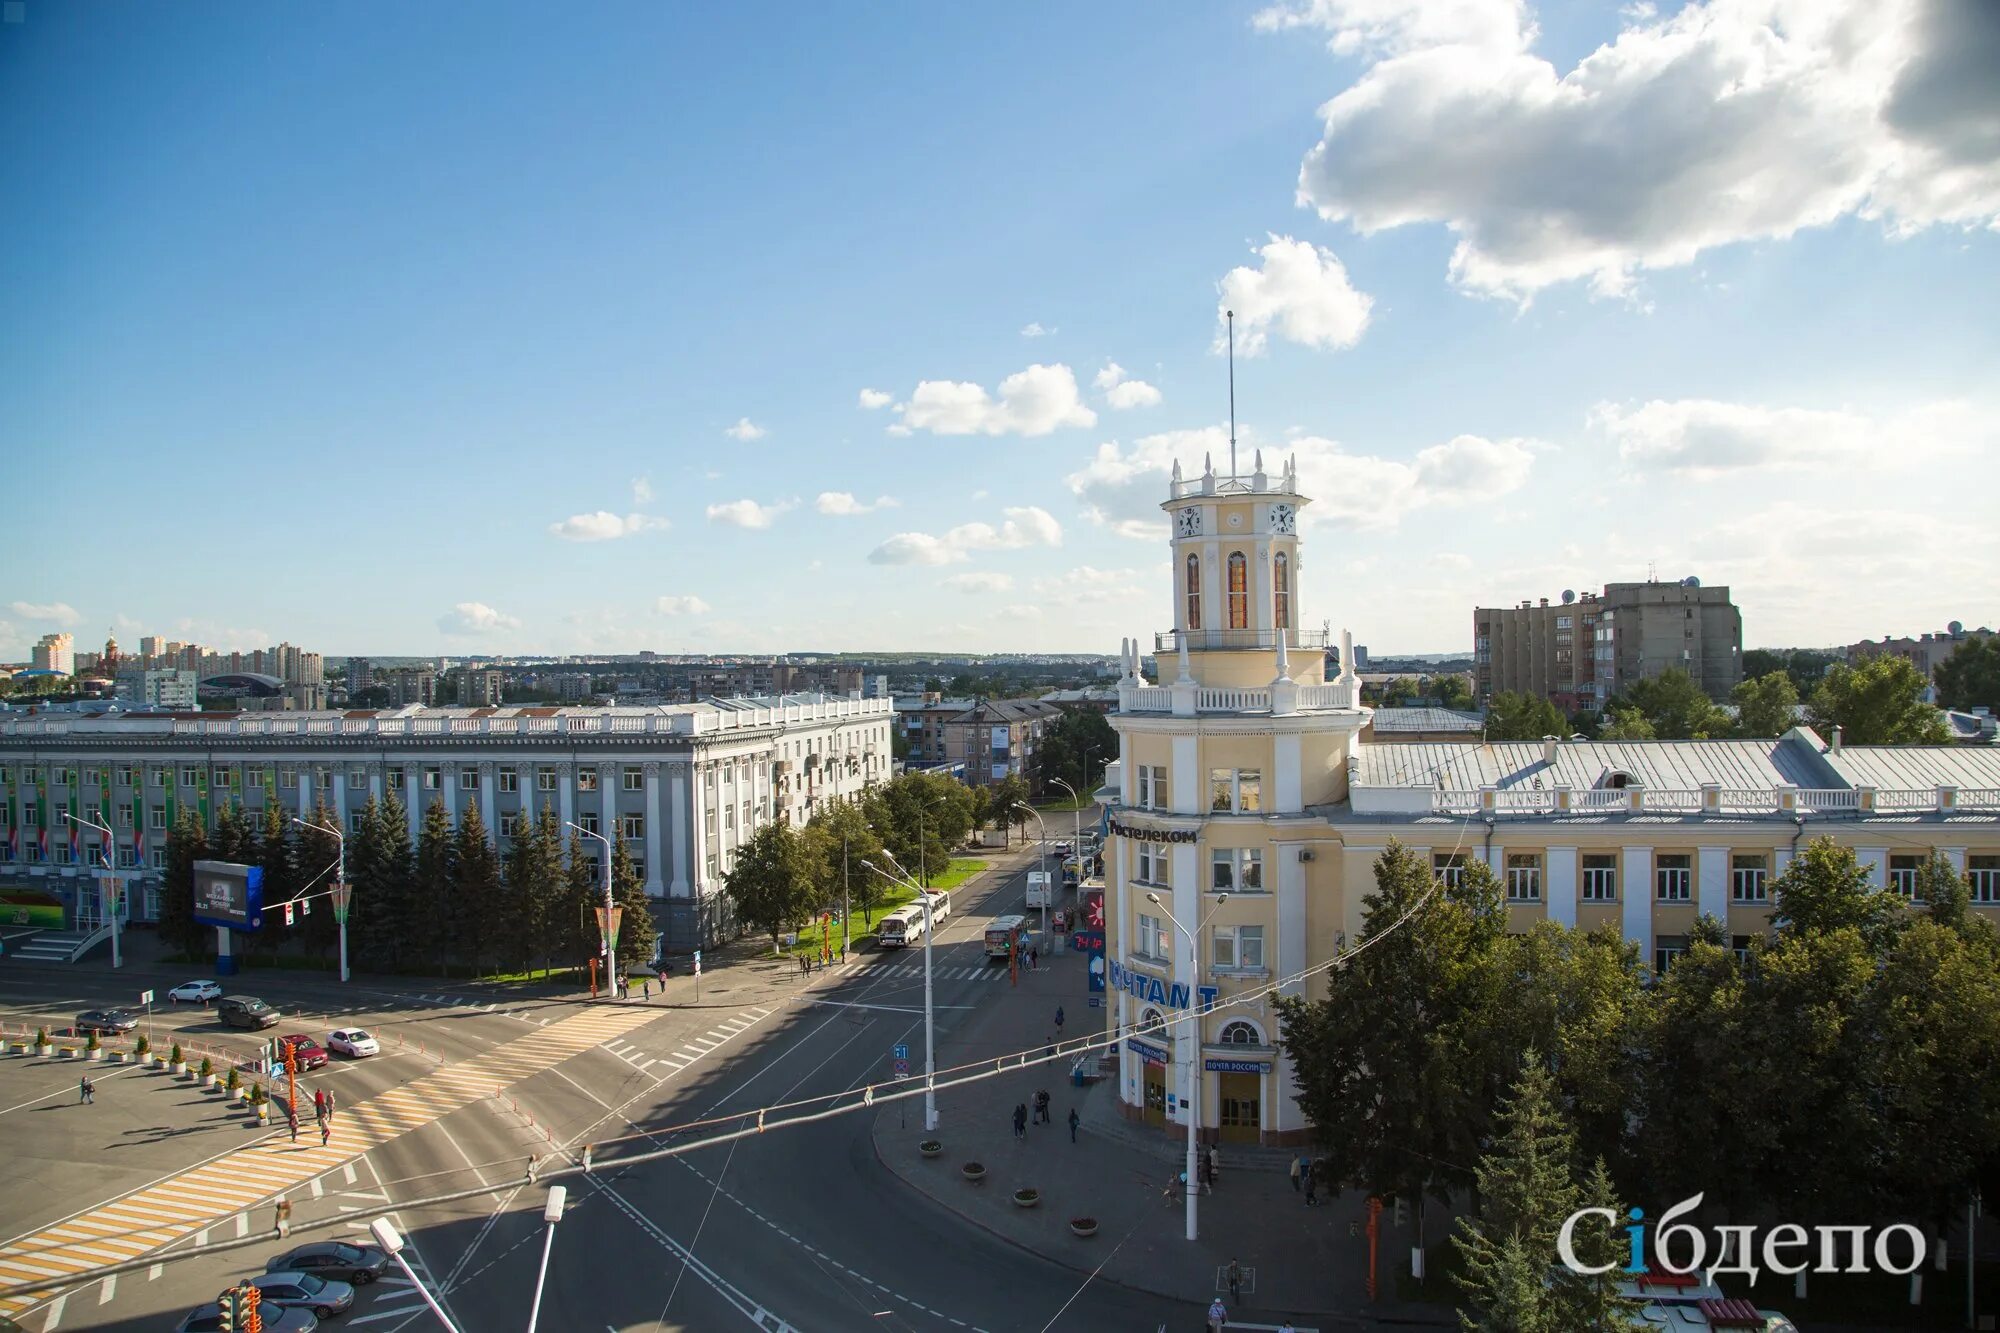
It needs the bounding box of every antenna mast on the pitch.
[1226,309,1237,479]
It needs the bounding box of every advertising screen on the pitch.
[191,860,265,931]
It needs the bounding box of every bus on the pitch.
[918,889,951,924]
[878,906,926,948]
[984,914,1028,959]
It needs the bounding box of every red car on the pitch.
[277,1034,329,1070]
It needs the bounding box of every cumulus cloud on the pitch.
[655,595,712,615]
[1020,322,1055,338]
[857,388,893,409]
[1067,426,1538,536]
[942,572,1015,594]
[891,364,1097,437]
[815,491,899,516]
[868,506,1064,565]
[1094,363,1164,410]
[437,602,521,636]
[631,476,654,504]
[548,511,672,541]
[1592,397,1984,478]
[9,600,81,625]
[1273,0,2000,302]
[1032,566,1150,607]
[724,417,767,441]
[706,498,796,529]
[1216,236,1373,355]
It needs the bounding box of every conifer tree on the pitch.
[159,810,209,959]
[411,797,455,973]
[254,803,296,958]
[611,836,657,968]
[448,806,501,971]
[295,798,342,961]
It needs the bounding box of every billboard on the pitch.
[191,860,264,931]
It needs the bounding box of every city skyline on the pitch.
[5,1,1996,660]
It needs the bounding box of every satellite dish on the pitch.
[1561,589,1576,604]
[1682,575,1701,588]
[1950,620,1964,636]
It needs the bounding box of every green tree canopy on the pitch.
[803,799,884,919]
[1808,656,1950,744]
[1772,836,1908,948]
[1934,637,2000,715]
[865,771,975,883]
[1730,670,1799,738]
[1485,691,1567,742]
[160,809,209,959]
[611,836,656,967]
[1616,667,1730,739]
[1594,706,1656,741]
[411,797,455,972]
[723,821,820,946]
[450,806,504,970]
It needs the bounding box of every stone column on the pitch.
[556,764,574,839]
[1622,846,1654,959]
[670,763,690,897]
[1546,846,1578,927]
[644,763,664,897]
[404,764,422,841]
[1697,846,1728,924]
[479,763,496,836]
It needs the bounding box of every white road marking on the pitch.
[96,1273,113,1304]
[233,1213,247,1238]
[342,1162,358,1185]
[147,1264,162,1281]
[41,1293,63,1329]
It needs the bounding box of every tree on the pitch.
[505,809,566,975]
[610,837,657,968]
[1617,668,1730,739]
[1730,670,1799,738]
[1432,674,1474,710]
[449,807,503,972]
[159,810,209,959]
[1485,691,1566,741]
[1741,648,1787,681]
[348,795,413,971]
[1934,637,2000,715]
[1380,676,1418,707]
[1594,707,1655,741]
[253,804,296,958]
[804,800,883,923]
[1808,656,1950,744]
[294,798,342,960]
[989,773,1030,843]
[723,821,819,947]
[865,771,974,883]
[411,798,455,974]
[1771,836,1907,949]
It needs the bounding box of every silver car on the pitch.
[250,1271,355,1319]
[177,1301,318,1332]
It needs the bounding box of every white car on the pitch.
[327,1027,380,1058]
[168,980,222,1004]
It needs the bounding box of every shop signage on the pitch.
[1105,818,1198,844]
[1107,959,1219,1012]
[1204,1057,1271,1074]
[1127,1037,1169,1065]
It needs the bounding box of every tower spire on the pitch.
[1226,309,1237,479]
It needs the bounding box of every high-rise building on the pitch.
[142,669,198,710]
[384,670,437,708]
[347,658,374,692]
[140,636,165,664]
[31,633,75,675]
[1474,592,1603,711]
[460,669,505,707]
[1476,579,1741,709]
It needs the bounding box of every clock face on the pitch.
[1227,512,1242,529]
[1271,504,1296,535]
[1176,506,1202,538]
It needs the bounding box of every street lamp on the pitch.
[866,852,938,1132]
[1013,803,1051,937]
[1145,887,1230,1243]
[525,1184,567,1333]
[293,817,350,983]
[1049,776,1085,879]
[564,821,618,996]
[368,1218,464,1333]
[914,792,946,889]
[62,811,121,968]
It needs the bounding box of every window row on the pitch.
[1434,850,2000,906]
[1183,551,1291,632]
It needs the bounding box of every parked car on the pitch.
[266,1240,389,1285]
[73,1008,139,1035]
[176,1300,318,1332]
[217,995,280,1030]
[277,1034,328,1070]
[168,980,222,1004]
[326,1028,380,1059]
[249,1271,355,1319]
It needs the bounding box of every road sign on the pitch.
[693,949,702,976]
[139,989,154,1005]
[893,1058,910,1077]
[893,1043,909,1061]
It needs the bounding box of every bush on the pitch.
[248,1083,266,1105]
[226,1066,240,1091]
[86,1032,101,1051]
[199,1055,213,1078]
[170,1042,184,1065]
[35,1027,48,1047]
[135,1034,151,1056]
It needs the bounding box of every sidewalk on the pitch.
[870,940,1455,1326]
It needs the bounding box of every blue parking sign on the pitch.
[893,1043,909,1062]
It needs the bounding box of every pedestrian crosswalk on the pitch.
[833,962,1010,982]
[0,1003,665,1322]
[600,1007,769,1076]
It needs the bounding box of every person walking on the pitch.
[1067,1107,1080,1143]
[78,1075,93,1104]
[1289,1154,1303,1192]
[1207,1145,1221,1190]
[1303,1160,1318,1207]
[1054,1005,1064,1037]
[325,1088,337,1124]
[1206,1297,1229,1332]
[1227,1258,1243,1305]
[1028,944,1039,970]
[275,1197,293,1237]
[314,1088,327,1121]
[1199,1151,1214,1191]
[288,1105,300,1143]
[320,1117,331,1147]
[1012,1103,1027,1140]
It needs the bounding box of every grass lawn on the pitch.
[773,858,990,957]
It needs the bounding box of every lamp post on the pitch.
[525,1184,567,1333]
[1145,888,1230,1242]
[1014,802,1050,937]
[368,1218,464,1333]
[64,811,122,968]
[565,821,618,996]
[1049,776,1085,874]
[293,816,349,983]
[914,792,946,889]
[867,853,938,1131]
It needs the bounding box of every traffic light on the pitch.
[283,903,294,926]
[241,1284,264,1333]
[216,1289,235,1332]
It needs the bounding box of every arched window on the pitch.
[1273,552,1291,630]
[1141,1007,1165,1039]
[1184,554,1201,631]
[1219,1020,1261,1046]
[1227,551,1249,630]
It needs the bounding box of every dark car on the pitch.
[176,1301,318,1332]
[277,1034,329,1070]
[73,1008,140,1036]
[267,1240,389,1285]
[249,1271,355,1319]
[217,995,280,1030]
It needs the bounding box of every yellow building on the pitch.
[1104,455,2000,1148]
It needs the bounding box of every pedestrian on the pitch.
[314,1088,327,1120]
[325,1089,337,1123]
[275,1198,292,1237]
[78,1075,93,1104]
[320,1119,331,1147]
[1303,1162,1318,1207]
[658,968,669,992]
[642,977,651,998]
[1206,1297,1229,1332]
[1200,1151,1213,1190]
[1028,944,1038,970]
[1054,1005,1064,1035]
[1278,1323,1294,1333]
[1068,1107,1080,1143]
[1227,1258,1243,1304]
[1012,1103,1027,1140]
[288,1106,299,1143]
[1207,1145,1220,1189]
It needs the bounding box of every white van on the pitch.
[878,906,927,948]
[918,890,951,924]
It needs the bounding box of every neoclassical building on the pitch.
[1105,456,2000,1147]
[0,694,891,948]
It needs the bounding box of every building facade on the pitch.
[0,694,892,949]
[1106,457,2000,1148]
[942,699,1062,787]
[1847,623,1994,685]
[31,634,75,676]
[1476,579,1741,709]
[1474,593,1601,710]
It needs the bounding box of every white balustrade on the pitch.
[1798,789,1860,812]
[1573,789,1628,811]
[1874,789,1935,811]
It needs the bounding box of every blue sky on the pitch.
[4,0,1996,660]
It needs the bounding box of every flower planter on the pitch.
[87,1048,104,1062]
[1069,1217,1098,1237]
[1013,1188,1041,1209]
[256,1104,270,1124]
[109,1051,126,1064]
[203,1075,217,1089]
[59,1048,78,1060]
[918,1140,943,1159]
[35,1045,52,1059]
[960,1162,987,1184]
[171,1062,187,1076]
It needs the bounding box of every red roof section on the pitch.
[1698,1298,1766,1328]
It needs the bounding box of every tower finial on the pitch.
[1226,309,1238,480]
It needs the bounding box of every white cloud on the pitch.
[1031,566,1150,607]
[1277,0,2000,302]
[724,417,767,441]
[655,595,712,616]
[706,497,797,530]
[892,363,1097,437]
[631,475,655,504]
[1094,363,1164,410]
[547,511,672,542]
[815,491,900,516]
[1020,322,1055,338]
[1216,235,1373,355]
[9,600,81,625]
[437,602,520,636]
[942,572,1015,594]
[1593,398,1982,478]
[857,388,893,410]
[868,506,1065,565]
[1067,426,1538,536]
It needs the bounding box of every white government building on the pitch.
[0,694,892,948]
[1104,453,2000,1146]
